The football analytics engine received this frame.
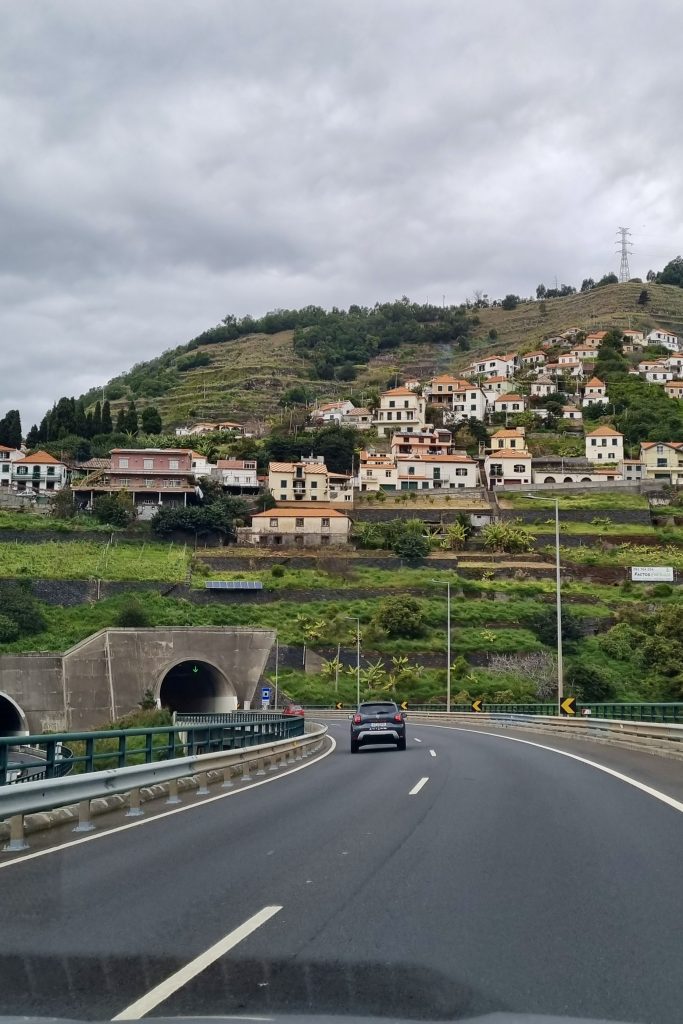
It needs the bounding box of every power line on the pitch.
[616,226,633,283]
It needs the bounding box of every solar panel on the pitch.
[204,580,263,590]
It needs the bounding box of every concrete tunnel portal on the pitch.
[0,692,28,736]
[158,659,238,714]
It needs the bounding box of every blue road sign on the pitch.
[261,687,271,702]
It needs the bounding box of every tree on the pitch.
[25,424,39,448]
[390,520,431,558]
[656,255,683,288]
[141,406,162,434]
[280,386,310,406]
[0,582,46,637]
[596,272,619,287]
[482,522,533,554]
[101,400,113,434]
[0,409,22,449]
[536,284,547,300]
[124,401,138,434]
[566,662,615,702]
[580,278,595,293]
[92,401,102,435]
[646,269,656,283]
[441,522,467,550]
[336,362,357,381]
[637,289,649,305]
[488,328,498,340]
[528,607,583,647]
[51,486,76,519]
[501,294,520,310]
[115,407,127,432]
[93,492,137,527]
[374,596,425,638]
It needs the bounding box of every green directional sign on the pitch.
[192,665,199,674]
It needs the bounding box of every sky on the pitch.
[1,0,682,429]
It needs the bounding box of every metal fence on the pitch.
[301,702,683,723]
[0,715,304,787]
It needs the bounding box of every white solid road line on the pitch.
[409,776,429,795]
[112,905,282,1020]
[414,738,422,743]
[418,723,683,816]
[0,737,337,870]
[429,749,436,757]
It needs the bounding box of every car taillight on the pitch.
[353,714,362,724]
[394,714,403,722]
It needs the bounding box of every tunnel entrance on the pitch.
[158,660,237,714]
[0,692,28,736]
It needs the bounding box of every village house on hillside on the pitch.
[72,448,196,517]
[585,426,624,463]
[11,451,67,494]
[239,507,351,548]
[373,386,427,437]
[175,420,245,436]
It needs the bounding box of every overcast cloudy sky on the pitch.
[1,0,681,428]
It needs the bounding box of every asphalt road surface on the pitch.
[1,720,682,1024]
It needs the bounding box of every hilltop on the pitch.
[74,281,683,429]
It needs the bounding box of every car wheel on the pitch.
[350,739,359,754]
[397,737,406,751]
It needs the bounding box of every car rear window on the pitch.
[359,703,397,714]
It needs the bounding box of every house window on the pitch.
[16,466,27,475]
[311,480,318,488]
[119,478,129,487]
[144,478,154,487]
[385,470,391,478]
[408,466,415,475]
[143,459,154,470]
[169,459,179,470]
[1,465,7,473]
[321,518,330,528]
[514,464,526,473]
[47,467,55,476]
[389,400,395,408]
[455,467,468,476]
[490,464,503,476]
[269,518,278,527]
[295,518,304,528]
[611,438,617,446]
[657,458,667,467]
[320,535,330,545]
[118,458,129,469]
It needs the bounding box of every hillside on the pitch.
[80,282,683,428]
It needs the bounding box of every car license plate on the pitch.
[370,723,387,729]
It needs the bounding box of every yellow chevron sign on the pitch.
[561,696,576,715]
[471,699,483,713]
[400,701,409,711]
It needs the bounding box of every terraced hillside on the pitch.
[86,282,683,429]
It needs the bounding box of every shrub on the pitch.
[649,583,673,598]
[93,491,136,527]
[271,564,285,578]
[0,582,46,636]
[374,596,425,638]
[116,597,152,627]
[566,662,616,702]
[0,614,19,643]
[51,487,77,520]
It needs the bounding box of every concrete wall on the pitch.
[0,626,276,734]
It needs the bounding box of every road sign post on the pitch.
[261,686,271,710]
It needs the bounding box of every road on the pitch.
[1,719,682,1024]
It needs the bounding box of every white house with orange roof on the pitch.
[562,405,583,422]
[12,451,68,493]
[585,331,607,346]
[585,426,624,463]
[638,360,674,384]
[423,374,472,406]
[0,445,25,489]
[312,399,355,424]
[582,377,608,407]
[646,328,679,352]
[494,393,527,415]
[373,386,427,437]
[268,457,330,502]
[664,381,683,401]
[423,376,489,424]
[522,351,546,366]
[483,375,516,396]
[396,453,478,490]
[391,427,453,456]
[466,353,519,378]
[358,450,398,492]
[483,448,532,488]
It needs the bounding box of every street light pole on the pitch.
[431,579,452,712]
[525,494,563,713]
[274,635,279,710]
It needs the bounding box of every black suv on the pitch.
[350,701,406,753]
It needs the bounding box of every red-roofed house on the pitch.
[483,449,533,488]
[640,441,683,485]
[0,445,24,490]
[12,451,67,494]
[72,448,196,516]
[214,459,259,490]
[585,426,624,463]
[240,507,351,547]
[582,377,608,407]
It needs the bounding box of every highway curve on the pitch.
[0,720,682,1024]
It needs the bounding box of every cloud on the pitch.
[0,0,681,426]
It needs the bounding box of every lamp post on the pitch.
[431,579,451,712]
[525,494,563,714]
[346,616,361,707]
[274,635,279,710]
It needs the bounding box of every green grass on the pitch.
[529,521,669,538]
[0,511,121,532]
[556,543,683,568]
[0,540,190,581]
[501,491,650,511]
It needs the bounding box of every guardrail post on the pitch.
[73,799,95,833]
[221,767,234,788]
[240,758,253,782]
[165,779,181,805]
[3,814,29,852]
[125,787,144,817]
[196,771,209,796]
[268,750,280,771]
[255,756,266,777]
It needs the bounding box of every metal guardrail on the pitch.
[301,702,683,723]
[0,723,328,852]
[0,716,304,787]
